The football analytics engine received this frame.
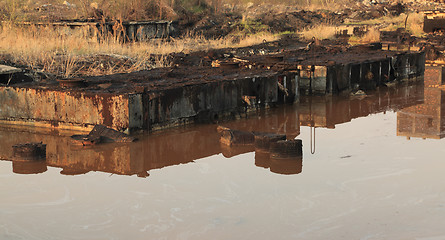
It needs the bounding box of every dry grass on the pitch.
[0,23,277,78]
[406,12,425,37]
[348,26,380,45]
[298,24,338,40]
[352,12,425,37]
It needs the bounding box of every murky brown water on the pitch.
[2,80,445,239]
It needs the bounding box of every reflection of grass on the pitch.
[0,24,278,77]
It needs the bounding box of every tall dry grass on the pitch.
[348,26,380,45]
[384,12,424,37]
[352,12,425,37]
[0,23,278,77]
[298,24,338,40]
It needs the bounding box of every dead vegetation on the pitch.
[0,22,278,78]
[0,0,434,78]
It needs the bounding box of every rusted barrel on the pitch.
[219,127,254,146]
[254,150,270,169]
[254,133,286,151]
[270,158,302,175]
[269,139,302,159]
[12,161,47,174]
[12,142,46,161]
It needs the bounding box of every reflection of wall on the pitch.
[397,87,445,139]
[299,83,424,128]
[0,104,301,177]
[425,66,445,86]
[222,106,301,138]
[0,82,426,177]
[0,125,221,177]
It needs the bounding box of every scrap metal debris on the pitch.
[71,125,137,146]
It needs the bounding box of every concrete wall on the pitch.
[298,52,425,95]
[147,75,280,131]
[0,72,301,132]
[298,66,327,95]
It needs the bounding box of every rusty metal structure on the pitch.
[424,11,445,33]
[0,46,425,133]
[16,20,174,41]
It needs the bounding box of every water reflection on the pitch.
[12,160,47,174]
[398,87,445,139]
[0,81,425,177]
[255,150,303,175]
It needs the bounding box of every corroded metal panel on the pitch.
[424,11,445,33]
[147,74,279,131]
[0,87,134,131]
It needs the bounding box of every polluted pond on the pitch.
[3,75,445,238]
[4,2,445,238]
[0,32,444,239]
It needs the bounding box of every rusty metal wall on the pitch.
[147,75,279,131]
[0,72,293,133]
[298,52,425,95]
[0,87,137,131]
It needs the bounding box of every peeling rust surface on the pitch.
[0,87,130,131]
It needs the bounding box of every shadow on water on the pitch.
[0,80,428,177]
